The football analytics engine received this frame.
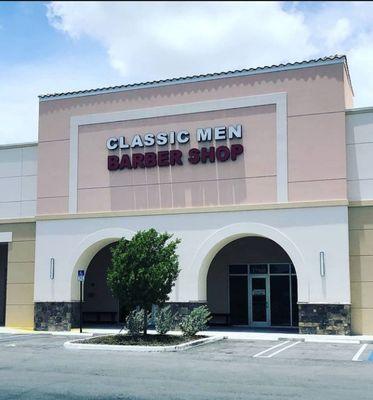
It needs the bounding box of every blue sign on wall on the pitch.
[77,270,85,282]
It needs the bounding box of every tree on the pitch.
[107,229,180,334]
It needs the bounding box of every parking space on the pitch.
[189,338,373,363]
[257,340,373,362]
[0,333,373,399]
[0,332,81,350]
[0,333,50,345]
[2,333,372,364]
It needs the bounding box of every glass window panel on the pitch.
[251,277,267,322]
[229,265,247,275]
[270,264,290,274]
[270,275,290,326]
[291,264,296,274]
[229,275,248,324]
[291,275,299,326]
[249,264,268,274]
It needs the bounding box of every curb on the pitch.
[50,332,93,337]
[278,337,305,342]
[359,339,373,344]
[64,335,225,352]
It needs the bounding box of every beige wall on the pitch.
[38,62,350,215]
[207,237,291,314]
[0,223,35,328]
[349,206,373,334]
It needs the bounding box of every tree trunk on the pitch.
[143,310,148,335]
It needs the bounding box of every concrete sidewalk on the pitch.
[2,326,373,344]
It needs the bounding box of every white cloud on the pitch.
[325,18,352,48]
[3,1,373,145]
[46,1,373,107]
[46,1,316,80]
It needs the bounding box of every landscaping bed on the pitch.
[64,334,224,352]
[79,334,205,346]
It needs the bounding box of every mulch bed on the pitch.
[80,334,205,346]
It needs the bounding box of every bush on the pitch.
[155,306,177,335]
[107,229,181,334]
[126,309,145,336]
[179,306,212,337]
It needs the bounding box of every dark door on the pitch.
[0,244,8,326]
[229,275,248,324]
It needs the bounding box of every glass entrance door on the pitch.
[249,275,270,327]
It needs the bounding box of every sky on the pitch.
[1,1,373,145]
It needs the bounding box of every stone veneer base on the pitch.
[34,302,80,331]
[34,301,206,331]
[35,301,351,335]
[298,304,351,335]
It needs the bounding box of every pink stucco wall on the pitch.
[37,62,352,215]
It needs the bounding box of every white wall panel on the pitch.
[20,201,36,217]
[346,112,373,144]
[0,177,21,202]
[0,148,22,178]
[21,176,37,201]
[0,202,20,219]
[0,144,37,218]
[21,146,37,176]
[347,111,373,201]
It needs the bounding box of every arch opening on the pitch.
[207,236,299,329]
[82,242,122,325]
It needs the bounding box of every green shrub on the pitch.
[126,309,145,336]
[179,306,212,337]
[107,229,181,334]
[155,306,177,335]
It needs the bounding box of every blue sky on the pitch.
[1,1,373,144]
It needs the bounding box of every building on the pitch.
[1,55,373,334]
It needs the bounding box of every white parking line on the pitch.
[352,344,368,362]
[252,341,290,358]
[263,341,301,358]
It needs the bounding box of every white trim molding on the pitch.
[68,92,288,213]
[0,232,12,242]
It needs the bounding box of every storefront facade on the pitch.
[0,55,372,334]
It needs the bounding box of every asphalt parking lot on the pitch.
[0,333,372,400]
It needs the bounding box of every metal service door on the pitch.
[249,275,270,327]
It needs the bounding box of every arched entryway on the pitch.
[82,243,121,325]
[68,228,135,328]
[207,236,298,328]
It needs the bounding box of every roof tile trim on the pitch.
[39,55,351,101]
